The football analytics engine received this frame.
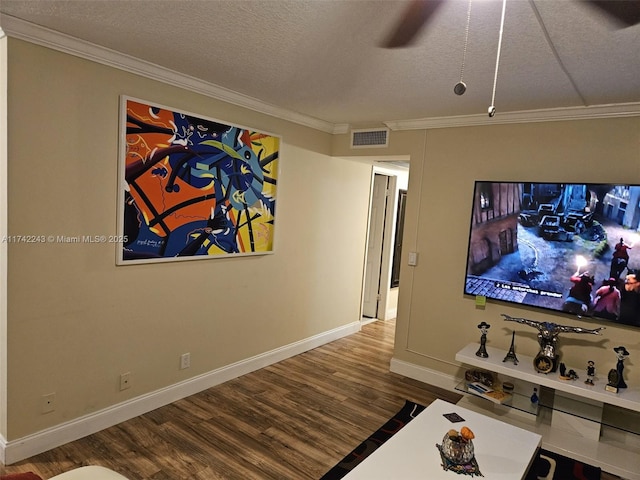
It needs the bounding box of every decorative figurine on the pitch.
[585,360,595,386]
[559,362,568,378]
[559,363,579,380]
[503,330,519,365]
[475,322,490,358]
[606,346,629,393]
[502,314,604,373]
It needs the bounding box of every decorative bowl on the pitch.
[440,433,474,464]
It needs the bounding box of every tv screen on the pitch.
[464,182,640,327]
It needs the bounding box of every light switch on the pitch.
[408,252,418,266]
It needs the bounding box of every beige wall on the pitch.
[4,39,372,439]
[334,118,640,382]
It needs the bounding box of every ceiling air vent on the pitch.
[350,128,389,149]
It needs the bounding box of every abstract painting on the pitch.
[117,97,279,264]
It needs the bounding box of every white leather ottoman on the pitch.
[49,466,128,480]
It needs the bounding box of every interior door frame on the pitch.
[361,167,400,322]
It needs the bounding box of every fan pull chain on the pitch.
[454,0,473,95]
[489,0,507,117]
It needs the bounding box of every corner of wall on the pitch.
[0,30,9,445]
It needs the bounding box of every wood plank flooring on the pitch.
[1,319,619,479]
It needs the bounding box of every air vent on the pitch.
[350,128,389,148]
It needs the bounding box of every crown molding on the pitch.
[0,15,338,134]
[384,102,640,131]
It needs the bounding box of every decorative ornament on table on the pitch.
[475,322,490,358]
[436,426,483,477]
[606,346,629,393]
[502,314,604,374]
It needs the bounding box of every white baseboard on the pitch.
[1,321,360,465]
[389,357,459,392]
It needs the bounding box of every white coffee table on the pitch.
[342,399,542,479]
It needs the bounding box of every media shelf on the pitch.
[456,343,640,480]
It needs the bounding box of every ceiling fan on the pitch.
[382,0,640,48]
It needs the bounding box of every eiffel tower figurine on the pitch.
[503,330,519,365]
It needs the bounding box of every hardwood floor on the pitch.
[1,319,619,479]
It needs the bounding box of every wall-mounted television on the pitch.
[464,182,640,327]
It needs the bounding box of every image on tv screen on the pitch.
[464,182,640,327]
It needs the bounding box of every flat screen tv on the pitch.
[464,182,640,327]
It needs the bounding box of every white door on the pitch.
[363,174,388,318]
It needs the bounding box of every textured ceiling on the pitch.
[1,0,639,127]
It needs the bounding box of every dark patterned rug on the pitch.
[320,400,426,479]
[524,449,601,480]
[320,400,601,480]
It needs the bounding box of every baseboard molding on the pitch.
[1,321,360,465]
[389,357,459,392]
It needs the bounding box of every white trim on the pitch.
[0,321,360,465]
[0,15,336,134]
[0,30,8,459]
[384,102,640,131]
[2,16,640,134]
[389,357,459,392]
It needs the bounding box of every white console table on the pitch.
[456,343,640,480]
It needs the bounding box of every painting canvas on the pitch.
[118,97,280,264]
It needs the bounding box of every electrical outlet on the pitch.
[42,393,56,413]
[180,352,191,370]
[120,372,132,391]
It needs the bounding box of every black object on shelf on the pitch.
[503,330,519,365]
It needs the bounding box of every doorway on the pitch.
[362,166,408,322]
[363,174,389,319]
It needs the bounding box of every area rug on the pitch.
[320,400,426,479]
[524,450,601,480]
[321,400,601,480]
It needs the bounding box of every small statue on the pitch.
[502,314,604,373]
[559,362,567,377]
[559,363,579,380]
[476,322,490,358]
[585,360,595,386]
[606,346,629,393]
[503,330,519,365]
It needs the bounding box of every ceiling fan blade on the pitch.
[587,0,640,27]
[381,0,445,48]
